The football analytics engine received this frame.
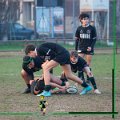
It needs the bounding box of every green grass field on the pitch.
[0,51,120,120]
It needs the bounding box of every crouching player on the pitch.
[21,55,69,95]
[35,42,92,96]
[69,51,101,94]
[21,55,44,93]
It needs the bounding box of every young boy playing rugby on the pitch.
[25,42,92,97]
[21,55,43,93]
[75,13,97,82]
[70,51,101,94]
[30,74,69,95]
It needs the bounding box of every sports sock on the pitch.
[88,77,97,89]
[78,71,85,82]
[27,84,31,89]
[44,85,51,91]
[87,68,92,80]
[61,81,65,86]
[81,82,88,87]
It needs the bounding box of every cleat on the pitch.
[80,85,92,95]
[94,89,101,94]
[37,90,51,97]
[23,88,31,94]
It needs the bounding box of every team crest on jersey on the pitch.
[80,30,83,34]
[87,30,91,34]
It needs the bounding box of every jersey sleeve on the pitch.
[75,27,80,50]
[75,38,79,50]
[90,27,97,48]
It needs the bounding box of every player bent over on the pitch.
[70,51,101,94]
[32,42,92,96]
[21,55,43,93]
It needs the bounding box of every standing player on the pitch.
[69,51,101,94]
[33,42,92,97]
[75,13,97,81]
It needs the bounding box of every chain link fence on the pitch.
[0,0,120,52]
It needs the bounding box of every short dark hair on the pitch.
[79,13,89,20]
[70,51,78,58]
[25,44,35,55]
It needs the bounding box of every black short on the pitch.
[53,52,70,65]
[78,50,94,55]
[26,71,34,80]
[23,68,34,79]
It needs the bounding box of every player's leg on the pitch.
[84,54,92,83]
[37,60,59,96]
[61,64,92,95]
[85,54,92,66]
[21,69,33,93]
[78,53,85,58]
[50,74,63,85]
[84,67,101,94]
[77,53,85,82]
[78,71,85,82]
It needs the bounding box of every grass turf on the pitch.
[0,52,120,120]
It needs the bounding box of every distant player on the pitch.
[75,13,97,81]
[69,51,101,94]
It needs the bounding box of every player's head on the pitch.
[79,13,89,26]
[30,78,45,95]
[23,56,35,69]
[25,44,36,57]
[70,51,78,63]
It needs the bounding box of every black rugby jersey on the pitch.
[70,57,88,72]
[36,42,69,61]
[22,56,43,74]
[75,24,97,51]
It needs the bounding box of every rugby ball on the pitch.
[66,86,78,94]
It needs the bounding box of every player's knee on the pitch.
[21,69,28,78]
[21,69,25,76]
[43,65,52,72]
[64,73,73,79]
[87,72,93,77]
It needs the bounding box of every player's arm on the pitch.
[90,27,97,49]
[75,27,80,51]
[75,37,79,51]
[50,82,66,93]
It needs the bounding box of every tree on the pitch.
[0,0,21,23]
[0,0,22,40]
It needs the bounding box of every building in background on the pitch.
[19,0,119,41]
[19,0,34,29]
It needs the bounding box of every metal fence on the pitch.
[0,0,118,42]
